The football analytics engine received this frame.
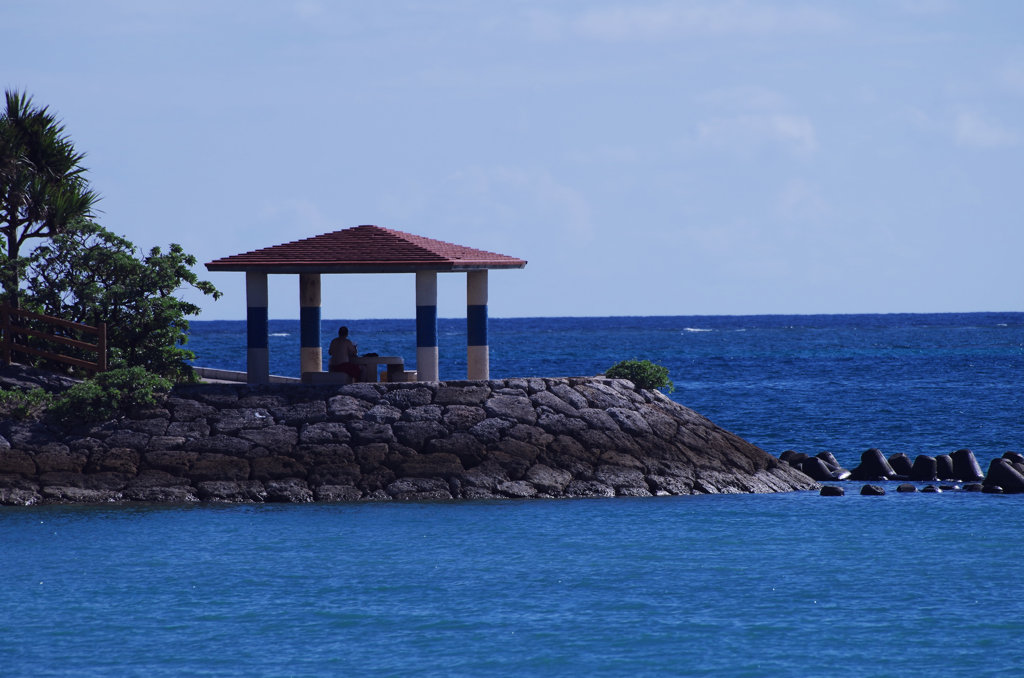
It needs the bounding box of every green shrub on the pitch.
[605,359,674,393]
[0,387,53,420]
[51,366,172,423]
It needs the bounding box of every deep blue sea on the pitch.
[2,313,1022,676]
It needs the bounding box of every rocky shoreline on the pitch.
[0,376,818,505]
[782,447,1024,495]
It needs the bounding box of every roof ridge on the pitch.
[205,224,526,273]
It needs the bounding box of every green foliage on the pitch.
[0,90,99,307]
[2,92,216,383]
[23,219,221,382]
[605,359,674,392]
[0,387,53,420]
[51,367,172,423]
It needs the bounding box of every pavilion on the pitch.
[205,225,527,384]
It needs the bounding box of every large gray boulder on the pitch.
[984,458,1024,494]
[910,455,937,481]
[850,449,896,481]
[951,448,984,481]
[936,454,955,480]
[888,453,913,477]
[799,457,838,482]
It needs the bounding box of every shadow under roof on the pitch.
[205,225,527,274]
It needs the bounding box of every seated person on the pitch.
[327,326,362,381]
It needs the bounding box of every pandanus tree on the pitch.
[0,90,99,308]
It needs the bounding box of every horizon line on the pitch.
[191,309,1024,322]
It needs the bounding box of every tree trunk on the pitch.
[5,230,20,309]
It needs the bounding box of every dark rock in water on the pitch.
[814,452,850,480]
[780,450,808,467]
[910,455,937,481]
[820,485,845,496]
[850,449,896,481]
[896,483,917,493]
[860,484,886,496]
[889,453,913,477]
[982,485,1004,494]
[265,478,314,503]
[816,451,841,469]
[921,485,941,493]
[963,483,983,492]
[936,454,955,480]
[950,449,984,481]
[1002,451,1024,465]
[800,457,839,482]
[983,458,1024,494]
[940,484,960,492]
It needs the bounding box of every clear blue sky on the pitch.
[5,1,1022,319]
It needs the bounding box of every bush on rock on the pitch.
[51,367,172,422]
[605,360,674,393]
[0,387,53,420]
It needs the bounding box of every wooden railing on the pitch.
[0,304,107,374]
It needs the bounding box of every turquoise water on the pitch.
[3,313,1023,675]
[3,494,1022,676]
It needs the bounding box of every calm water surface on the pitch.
[3,313,1022,675]
[3,494,1023,677]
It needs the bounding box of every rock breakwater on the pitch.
[0,377,817,506]
[781,447,1024,495]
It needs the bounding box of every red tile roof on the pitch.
[205,225,527,273]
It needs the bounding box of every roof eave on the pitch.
[205,261,527,274]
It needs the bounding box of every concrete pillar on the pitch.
[466,270,488,380]
[415,271,439,381]
[245,271,269,384]
[299,273,321,375]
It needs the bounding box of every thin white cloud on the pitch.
[697,114,818,155]
[954,111,1019,148]
[567,2,843,41]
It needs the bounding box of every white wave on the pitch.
[269,332,291,337]
[682,328,713,333]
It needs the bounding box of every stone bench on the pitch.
[301,369,418,384]
[383,369,418,383]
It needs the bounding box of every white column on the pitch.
[245,271,269,384]
[466,270,489,380]
[299,273,322,375]
[415,271,439,381]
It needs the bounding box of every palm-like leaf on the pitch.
[1,90,99,306]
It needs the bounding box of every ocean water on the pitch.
[187,313,1024,467]
[2,313,1023,676]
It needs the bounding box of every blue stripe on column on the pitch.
[416,305,438,347]
[467,304,488,346]
[300,306,321,348]
[246,306,268,349]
